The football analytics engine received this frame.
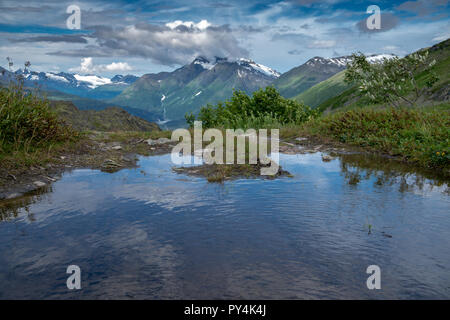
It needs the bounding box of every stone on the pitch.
[111,145,122,150]
[102,159,122,168]
[120,155,135,162]
[33,181,46,188]
[5,193,21,200]
[321,154,335,162]
[146,137,171,145]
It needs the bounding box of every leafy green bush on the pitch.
[186,86,319,129]
[0,82,77,153]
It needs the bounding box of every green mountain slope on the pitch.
[317,38,450,112]
[292,70,351,108]
[111,57,278,120]
[49,101,160,132]
[273,56,349,98]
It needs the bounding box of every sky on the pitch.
[0,0,449,77]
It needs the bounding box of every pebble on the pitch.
[146,137,171,145]
[321,154,335,162]
[6,193,21,199]
[33,181,46,188]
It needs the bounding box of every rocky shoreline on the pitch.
[0,133,176,202]
[2,132,441,202]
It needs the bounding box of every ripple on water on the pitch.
[0,152,449,299]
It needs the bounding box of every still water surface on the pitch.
[0,152,449,299]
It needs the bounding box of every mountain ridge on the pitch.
[111,56,280,120]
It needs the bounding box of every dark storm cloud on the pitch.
[235,25,264,33]
[396,0,449,15]
[356,12,399,33]
[10,34,88,43]
[49,22,249,66]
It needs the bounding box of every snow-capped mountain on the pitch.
[5,69,139,99]
[305,54,397,67]
[110,74,139,84]
[366,54,397,63]
[237,58,281,78]
[275,53,397,98]
[112,56,280,120]
[192,56,280,79]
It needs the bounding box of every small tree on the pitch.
[344,51,438,107]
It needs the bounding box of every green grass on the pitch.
[0,83,82,171]
[293,71,352,108]
[0,83,78,155]
[301,105,450,172]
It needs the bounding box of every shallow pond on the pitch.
[0,152,449,299]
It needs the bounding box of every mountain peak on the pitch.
[237,58,281,78]
[192,56,216,70]
[306,56,353,67]
[305,54,397,67]
[111,74,139,84]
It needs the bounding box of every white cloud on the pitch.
[165,19,211,30]
[432,33,450,42]
[69,57,132,74]
[103,61,133,72]
[74,21,249,66]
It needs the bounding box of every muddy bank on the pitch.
[173,160,292,183]
[0,133,176,201]
[280,135,450,183]
[2,133,446,201]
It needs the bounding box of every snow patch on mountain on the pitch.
[44,72,70,83]
[306,54,397,67]
[193,57,216,70]
[73,74,111,88]
[237,58,281,78]
[366,54,397,63]
[192,56,280,78]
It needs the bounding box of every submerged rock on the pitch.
[101,159,122,171]
[321,154,335,162]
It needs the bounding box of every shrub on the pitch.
[0,81,77,154]
[186,86,319,129]
[304,107,450,169]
